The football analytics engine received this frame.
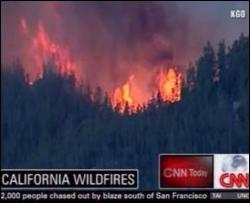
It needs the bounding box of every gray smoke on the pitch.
[1,1,248,92]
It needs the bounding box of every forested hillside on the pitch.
[1,34,249,189]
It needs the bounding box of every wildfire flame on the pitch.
[19,18,80,84]
[158,68,182,103]
[112,68,182,113]
[112,75,135,113]
[19,18,182,114]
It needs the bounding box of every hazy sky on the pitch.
[176,1,249,43]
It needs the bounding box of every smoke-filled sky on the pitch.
[1,1,249,98]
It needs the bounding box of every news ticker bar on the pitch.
[1,191,249,201]
[1,170,139,189]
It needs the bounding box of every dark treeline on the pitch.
[1,34,249,189]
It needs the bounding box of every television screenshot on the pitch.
[1,1,249,202]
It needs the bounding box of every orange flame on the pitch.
[112,75,135,113]
[19,18,80,85]
[32,23,77,78]
[158,68,182,103]
[112,68,182,113]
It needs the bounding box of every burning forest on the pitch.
[2,2,189,113]
[19,16,183,112]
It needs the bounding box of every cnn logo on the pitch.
[230,10,246,19]
[220,173,249,188]
[214,154,249,189]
